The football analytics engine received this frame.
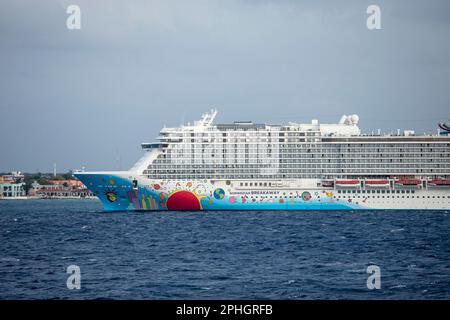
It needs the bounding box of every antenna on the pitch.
[194,109,218,127]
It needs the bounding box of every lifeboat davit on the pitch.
[335,179,360,187]
[428,179,450,186]
[365,179,389,187]
[395,179,422,186]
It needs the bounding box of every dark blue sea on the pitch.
[0,199,449,300]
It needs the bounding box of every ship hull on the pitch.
[74,172,450,212]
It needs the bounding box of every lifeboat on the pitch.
[394,179,422,186]
[365,179,389,187]
[335,179,360,187]
[428,179,450,186]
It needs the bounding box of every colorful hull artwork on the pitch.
[74,173,365,212]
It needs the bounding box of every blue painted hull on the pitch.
[75,173,362,212]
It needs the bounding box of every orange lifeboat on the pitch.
[335,179,360,187]
[428,179,450,186]
[365,179,389,187]
[395,179,422,186]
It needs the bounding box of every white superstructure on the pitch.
[142,110,450,181]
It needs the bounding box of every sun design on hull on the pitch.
[166,190,207,211]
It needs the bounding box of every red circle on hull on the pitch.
[166,191,201,211]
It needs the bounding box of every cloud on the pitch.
[1,0,450,171]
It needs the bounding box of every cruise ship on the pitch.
[74,110,450,211]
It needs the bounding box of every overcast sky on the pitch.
[1,0,450,172]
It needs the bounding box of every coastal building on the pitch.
[0,172,95,200]
[0,183,26,199]
[29,181,95,199]
[48,179,84,188]
[0,172,27,199]
[35,186,94,199]
[0,171,25,183]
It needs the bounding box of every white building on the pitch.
[0,182,26,199]
[0,172,27,199]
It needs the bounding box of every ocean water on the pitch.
[0,199,449,300]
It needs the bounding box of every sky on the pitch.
[1,0,450,172]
